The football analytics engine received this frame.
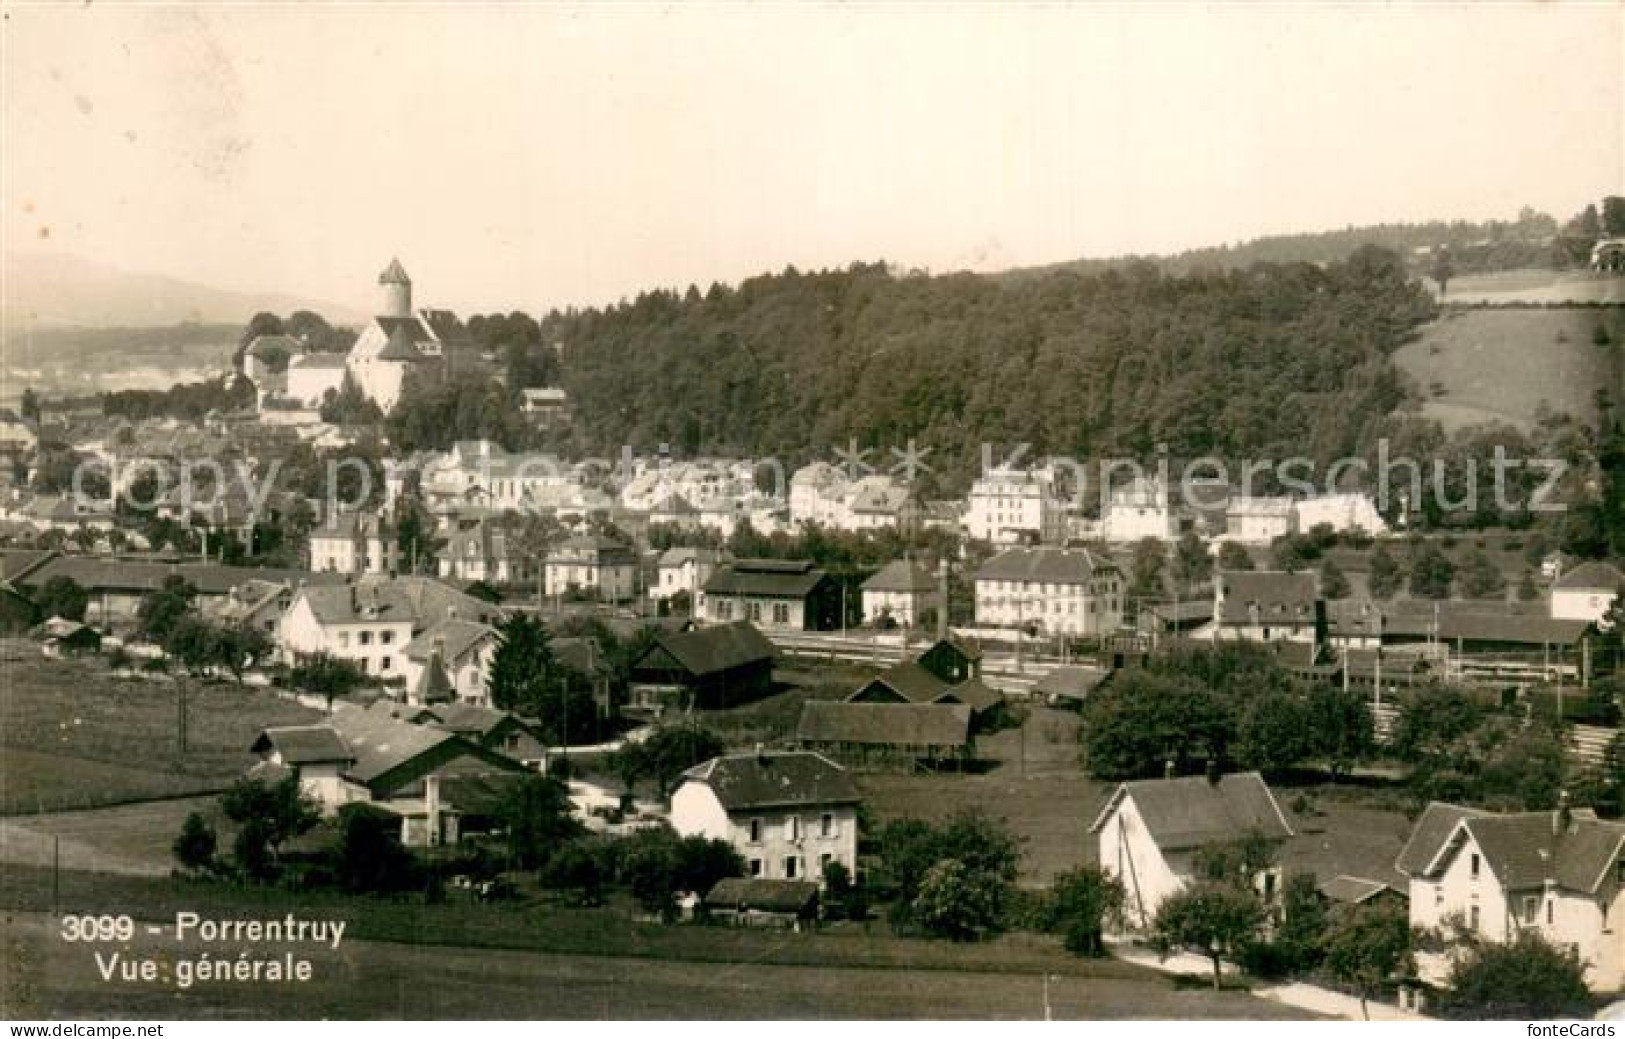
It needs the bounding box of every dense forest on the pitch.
[539,247,1434,488]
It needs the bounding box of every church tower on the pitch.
[378,257,412,318]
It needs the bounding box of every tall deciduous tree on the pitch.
[1324,902,1412,1020]
[1150,883,1267,990]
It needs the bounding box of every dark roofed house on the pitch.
[629,620,776,716]
[861,558,940,628]
[701,559,841,631]
[847,659,1002,718]
[1552,560,1623,625]
[1317,874,1407,910]
[1032,664,1110,709]
[672,751,860,886]
[1090,771,1295,928]
[1213,569,1324,644]
[796,700,973,767]
[704,877,820,929]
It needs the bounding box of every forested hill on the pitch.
[546,247,1434,482]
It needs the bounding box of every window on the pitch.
[338,632,350,648]
[381,631,394,645]
[787,816,801,841]
[1522,896,1540,924]
[772,602,789,625]
[1470,853,1480,880]
[821,813,834,838]
[749,858,762,877]
[748,602,762,622]
[748,819,762,844]
[1470,904,1481,930]
[820,852,832,875]
[359,631,373,646]
[784,856,798,879]
[380,656,391,671]
[1547,900,1554,925]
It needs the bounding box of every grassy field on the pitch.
[0,647,322,813]
[0,869,1310,1020]
[1393,307,1611,433]
[0,795,220,876]
[1437,268,1625,305]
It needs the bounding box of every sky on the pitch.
[2,2,1621,316]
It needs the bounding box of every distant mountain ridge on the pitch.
[2,251,367,330]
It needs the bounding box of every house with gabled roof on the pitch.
[1551,561,1622,625]
[671,750,861,885]
[846,659,1002,718]
[1212,569,1323,644]
[702,559,841,631]
[973,546,1123,636]
[309,511,399,576]
[861,557,939,628]
[344,258,481,411]
[399,617,500,707]
[250,704,526,846]
[628,620,776,716]
[278,575,505,681]
[544,534,638,602]
[1397,800,1625,992]
[1089,771,1295,929]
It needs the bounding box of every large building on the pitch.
[1102,477,1177,543]
[702,559,841,631]
[344,259,477,412]
[963,467,1065,545]
[973,546,1123,636]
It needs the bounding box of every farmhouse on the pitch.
[702,559,841,631]
[251,707,527,846]
[795,700,973,768]
[671,751,860,885]
[1090,771,1295,929]
[1398,800,1625,993]
[1032,664,1110,709]
[279,575,505,679]
[628,620,776,716]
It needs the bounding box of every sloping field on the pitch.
[1438,268,1625,305]
[1394,307,1611,432]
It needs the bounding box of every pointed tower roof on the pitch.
[378,257,411,285]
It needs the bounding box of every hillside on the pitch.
[2,251,366,329]
[544,250,1435,486]
[1393,308,1615,434]
[1436,268,1625,305]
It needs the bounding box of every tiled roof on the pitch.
[703,559,829,599]
[250,724,354,765]
[1555,561,1624,592]
[705,877,819,913]
[678,751,860,811]
[974,547,1117,585]
[796,701,971,748]
[862,558,936,594]
[402,618,498,665]
[639,621,776,678]
[1089,771,1295,850]
[7,554,339,597]
[1032,665,1109,701]
[1394,801,1492,876]
[1402,803,1625,894]
[1318,875,1402,905]
[296,576,505,629]
[1216,570,1319,625]
[329,707,463,785]
[849,660,1002,712]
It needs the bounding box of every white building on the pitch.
[860,557,939,628]
[309,512,400,576]
[1398,801,1625,993]
[1212,570,1321,644]
[1102,477,1176,543]
[973,546,1123,636]
[1551,561,1623,625]
[1090,772,1294,929]
[285,353,350,409]
[671,751,861,885]
[543,534,638,601]
[650,547,726,610]
[1294,493,1388,537]
[278,576,506,680]
[1225,497,1297,544]
[399,618,501,707]
[344,258,475,412]
[964,467,1065,545]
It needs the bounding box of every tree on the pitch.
[1324,902,1411,1019]
[1306,684,1375,780]
[1517,570,1540,601]
[1150,883,1267,990]
[34,575,88,621]
[1128,538,1168,602]
[1270,533,1317,573]
[289,651,366,709]
[1172,531,1213,591]
[1408,544,1455,600]
[19,388,40,425]
[1368,543,1403,599]
[172,812,217,874]
[1458,548,1506,599]
[498,772,583,870]
[912,858,1005,941]
[1445,930,1592,1019]
[218,774,319,880]
[638,724,727,798]
[1217,542,1255,572]
[1080,670,1234,779]
[487,615,597,744]
[1318,558,1351,600]
[320,372,384,427]
[137,575,197,643]
[1603,196,1625,238]
[877,809,1021,934]
[333,804,423,894]
[1236,692,1317,774]
[1431,248,1455,297]
[540,841,612,905]
[1273,872,1330,972]
[1047,866,1125,956]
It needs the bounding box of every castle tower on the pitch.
[378,257,413,319]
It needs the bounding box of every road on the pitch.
[1,910,1310,1020]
